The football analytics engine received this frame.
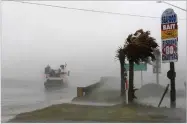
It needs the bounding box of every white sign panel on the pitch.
[161,8,178,63]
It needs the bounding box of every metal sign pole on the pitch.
[125,79,128,104]
[126,90,128,104]
[185,82,186,101]
[141,70,143,87]
[156,59,159,85]
[153,48,161,84]
[169,62,176,108]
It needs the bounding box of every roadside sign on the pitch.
[124,63,147,71]
[161,8,178,63]
[153,49,161,73]
[153,67,161,73]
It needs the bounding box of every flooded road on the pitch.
[1,77,186,123]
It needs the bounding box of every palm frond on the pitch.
[124,29,159,63]
[115,46,126,63]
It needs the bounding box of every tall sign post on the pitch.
[161,8,178,108]
[141,70,143,86]
[153,48,161,85]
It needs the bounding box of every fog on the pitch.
[1,1,186,88]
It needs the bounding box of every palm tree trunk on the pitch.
[128,60,134,102]
[120,62,125,96]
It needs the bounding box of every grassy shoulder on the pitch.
[8,103,171,123]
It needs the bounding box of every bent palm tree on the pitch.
[116,46,126,96]
[124,29,159,103]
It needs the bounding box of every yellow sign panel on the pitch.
[161,29,178,39]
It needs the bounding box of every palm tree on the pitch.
[124,29,159,103]
[116,46,126,96]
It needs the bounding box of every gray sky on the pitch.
[1,1,186,88]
